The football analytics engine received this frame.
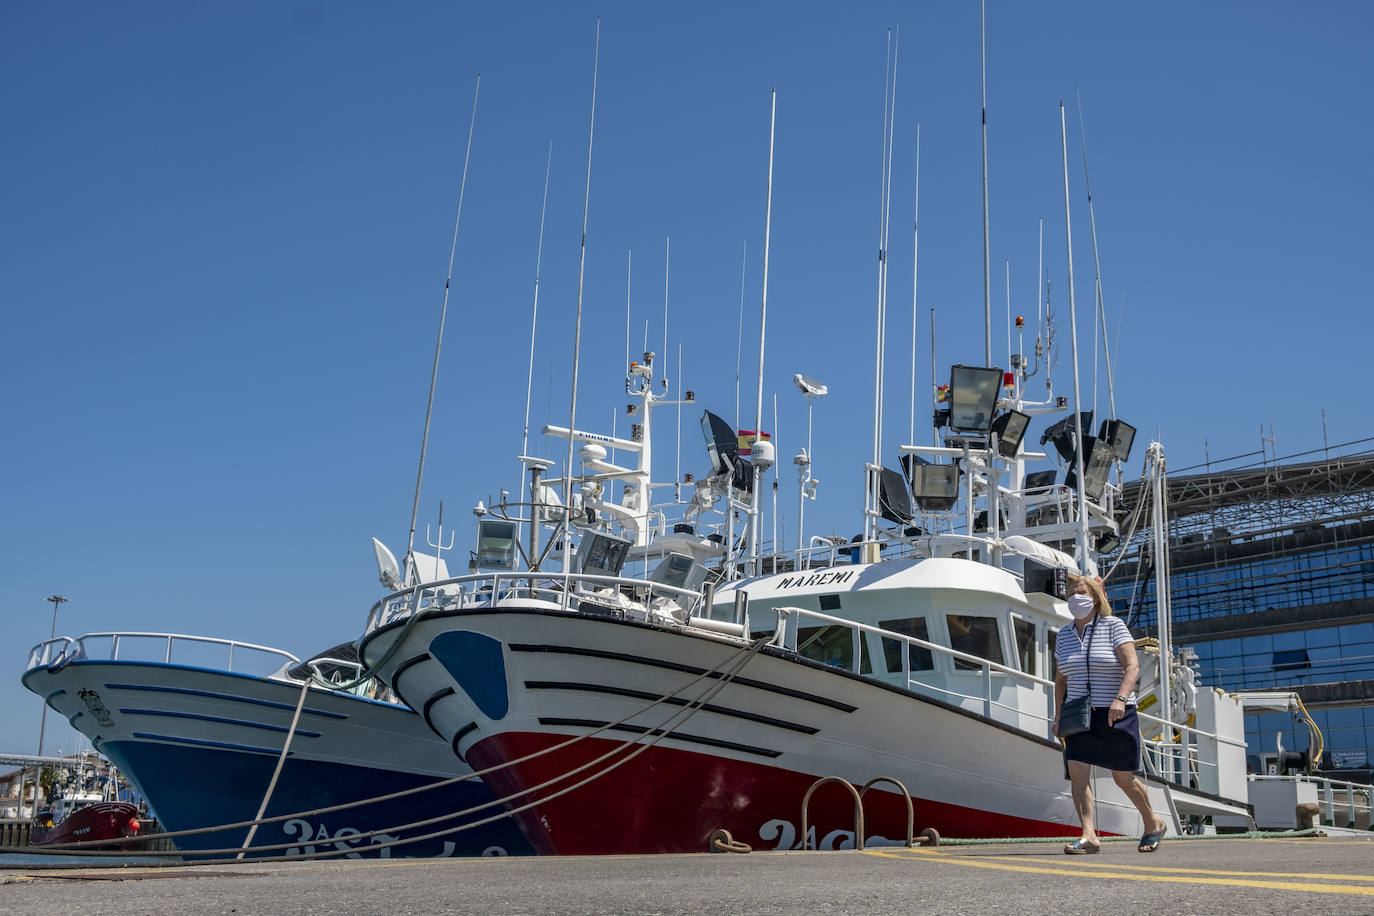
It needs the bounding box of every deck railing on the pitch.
[770,605,1245,802]
[25,632,300,679]
[364,570,705,634]
[772,606,1056,727]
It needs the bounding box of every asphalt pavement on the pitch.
[4,835,1373,915]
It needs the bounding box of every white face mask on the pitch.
[1068,594,1096,620]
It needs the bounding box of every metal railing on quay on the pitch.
[1250,774,1373,829]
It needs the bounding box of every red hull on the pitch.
[467,732,1074,856]
[31,802,140,848]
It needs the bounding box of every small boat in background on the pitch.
[31,792,140,848]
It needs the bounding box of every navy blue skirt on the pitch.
[1064,705,1141,772]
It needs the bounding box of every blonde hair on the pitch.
[1066,573,1113,617]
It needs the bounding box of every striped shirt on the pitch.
[1055,615,1136,707]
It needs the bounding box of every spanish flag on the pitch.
[737,429,770,457]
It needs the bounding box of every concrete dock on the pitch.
[4,835,1373,914]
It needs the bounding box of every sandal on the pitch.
[1138,821,1168,852]
[1063,838,1101,855]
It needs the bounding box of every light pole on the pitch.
[792,374,827,568]
[37,595,67,757]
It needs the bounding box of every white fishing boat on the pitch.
[350,27,1270,854]
[357,347,1258,854]
[22,631,531,858]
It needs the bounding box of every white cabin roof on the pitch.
[720,556,1070,624]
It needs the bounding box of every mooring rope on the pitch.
[9,635,769,861]
[17,635,772,866]
[236,676,312,859]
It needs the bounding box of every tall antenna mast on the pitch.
[867,27,899,548]
[562,20,600,576]
[909,124,920,445]
[1060,102,1090,568]
[748,89,777,574]
[980,0,992,365]
[615,248,630,466]
[675,341,683,502]
[520,141,553,472]
[735,241,747,428]
[1075,90,1119,427]
[407,75,480,570]
[663,236,670,389]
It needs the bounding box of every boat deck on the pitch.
[4,834,1373,914]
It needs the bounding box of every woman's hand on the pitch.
[1051,718,1060,739]
[1107,698,1126,725]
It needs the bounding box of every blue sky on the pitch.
[3,1,1371,754]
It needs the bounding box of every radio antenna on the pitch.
[520,140,553,474]
[406,75,480,572]
[562,20,600,578]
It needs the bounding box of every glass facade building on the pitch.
[1105,447,1374,781]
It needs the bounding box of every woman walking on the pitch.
[1052,574,1169,854]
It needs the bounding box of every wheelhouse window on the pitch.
[946,614,1005,670]
[879,617,935,674]
[797,625,872,673]
[1012,616,1037,676]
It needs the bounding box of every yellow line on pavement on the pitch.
[864,849,1374,897]
[959,853,1374,883]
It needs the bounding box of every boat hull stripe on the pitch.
[104,682,348,719]
[117,707,322,738]
[452,720,479,761]
[421,687,456,738]
[130,731,288,756]
[524,681,819,734]
[391,653,431,686]
[509,644,857,713]
[536,717,782,759]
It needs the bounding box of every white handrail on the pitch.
[365,569,707,633]
[771,604,1243,797]
[24,632,302,676]
[774,605,1056,689]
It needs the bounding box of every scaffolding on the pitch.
[1107,440,1374,633]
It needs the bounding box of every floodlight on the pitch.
[700,410,754,492]
[576,531,633,576]
[947,365,1003,435]
[905,456,960,512]
[475,518,519,571]
[990,409,1031,459]
[1040,411,1094,463]
[877,467,915,524]
[648,553,706,591]
[1099,419,1137,463]
[1065,437,1114,501]
[1023,470,1057,492]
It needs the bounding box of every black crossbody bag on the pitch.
[1057,620,1095,737]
